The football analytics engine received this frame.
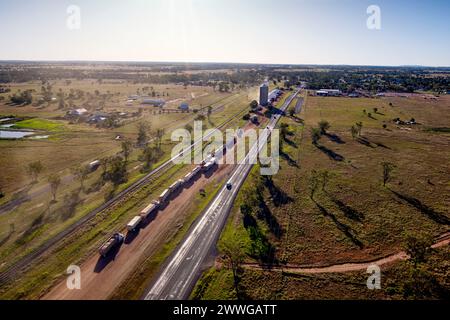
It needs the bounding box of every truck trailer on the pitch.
[159,189,171,203]
[203,158,216,171]
[98,233,124,257]
[127,216,142,232]
[140,200,160,219]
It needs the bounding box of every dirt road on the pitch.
[243,233,450,275]
[42,162,236,300]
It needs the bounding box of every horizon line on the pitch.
[0,59,449,69]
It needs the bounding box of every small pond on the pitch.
[0,130,34,139]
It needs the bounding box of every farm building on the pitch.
[179,103,189,111]
[142,99,165,107]
[316,89,342,97]
[67,108,88,116]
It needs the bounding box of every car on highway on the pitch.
[226,182,232,190]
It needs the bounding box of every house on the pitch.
[67,108,88,116]
[321,89,342,96]
[88,113,109,124]
[316,90,329,97]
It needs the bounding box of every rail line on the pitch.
[0,101,249,285]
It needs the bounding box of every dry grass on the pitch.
[192,94,450,299]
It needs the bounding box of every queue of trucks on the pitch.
[98,134,243,258]
[98,155,220,257]
[99,130,256,257]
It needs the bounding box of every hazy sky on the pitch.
[0,0,449,66]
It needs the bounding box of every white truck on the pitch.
[127,216,142,232]
[140,200,160,219]
[203,157,216,171]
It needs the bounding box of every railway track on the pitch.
[0,103,249,285]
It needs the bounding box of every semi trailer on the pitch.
[140,200,160,219]
[98,233,124,257]
[127,216,142,232]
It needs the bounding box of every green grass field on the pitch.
[12,118,64,131]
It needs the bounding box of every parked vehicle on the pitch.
[142,200,160,219]
[184,171,194,183]
[127,216,142,232]
[203,158,216,171]
[159,189,171,203]
[98,233,124,257]
[88,160,101,172]
[169,179,183,192]
[192,166,202,176]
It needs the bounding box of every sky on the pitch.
[0,0,449,66]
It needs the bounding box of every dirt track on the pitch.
[243,233,450,275]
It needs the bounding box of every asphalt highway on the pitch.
[144,89,300,300]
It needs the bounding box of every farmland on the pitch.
[0,65,261,299]
[192,93,450,300]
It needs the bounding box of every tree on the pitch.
[142,146,157,170]
[355,122,363,136]
[309,170,320,200]
[310,127,321,145]
[373,107,378,114]
[404,233,434,267]
[319,170,331,192]
[381,162,395,187]
[219,233,248,299]
[121,139,133,164]
[108,156,127,185]
[240,203,253,216]
[249,100,258,110]
[350,125,359,139]
[137,122,150,147]
[288,106,295,117]
[27,161,44,183]
[155,128,165,150]
[318,120,330,135]
[100,157,110,181]
[207,106,213,120]
[72,166,89,191]
[48,174,61,202]
[280,123,289,141]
